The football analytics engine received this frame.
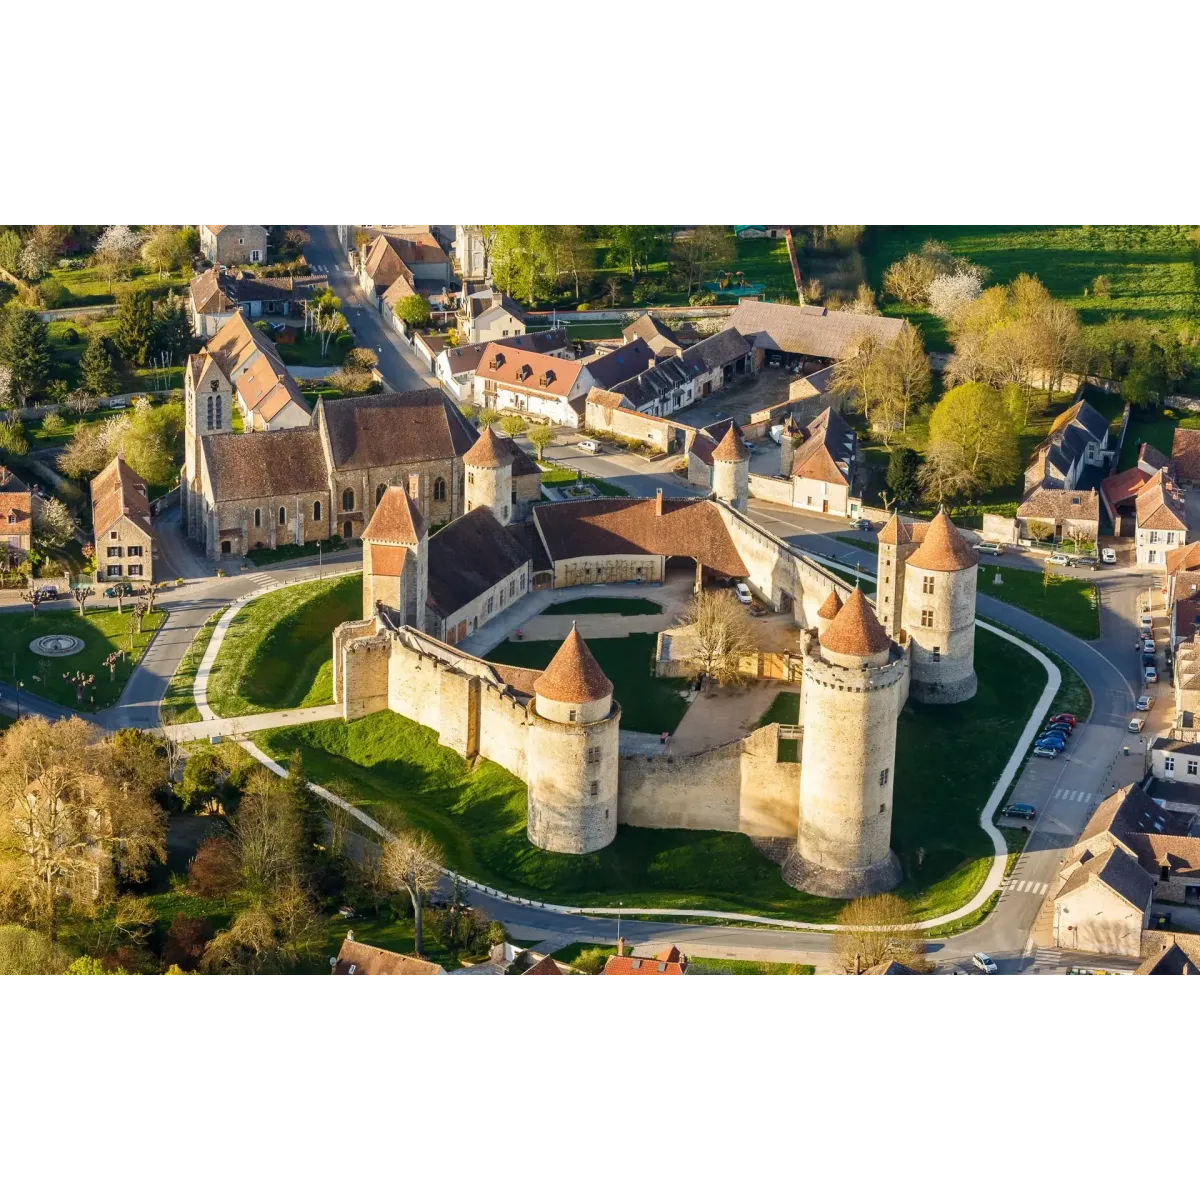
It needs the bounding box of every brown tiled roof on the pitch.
[319,390,477,469]
[877,513,912,546]
[689,419,742,469]
[907,510,978,572]
[205,310,284,377]
[622,314,681,357]
[1166,542,1200,575]
[363,485,427,545]
[490,663,544,697]
[0,469,32,537]
[205,225,226,235]
[712,424,748,462]
[427,508,530,618]
[333,936,445,975]
[724,298,903,359]
[602,945,687,975]
[1172,428,1200,481]
[1139,442,1170,472]
[474,346,585,398]
[381,270,417,307]
[1129,833,1200,879]
[1016,486,1099,523]
[1136,933,1200,975]
[816,590,843,620]
[522,954,563,975]
[532,497,748,579]
[203,427,327,503]
[463,426,513,469]
[535,624,613,705]
[189,267,234,315]
[362,235,411,289]
[1136,470,1187,531]
[1101,466,1152,510]
[90,456,151,537]
[1056,844,1153,910]
[236,353,310,422]
[863,959,918,975]
[819,588,891,657]
[681,327,753,374]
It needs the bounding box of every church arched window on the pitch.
[433,476,446,502]
[342,488,354,511]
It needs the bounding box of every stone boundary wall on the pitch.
[748,473,793,505]
[524,305,735,323]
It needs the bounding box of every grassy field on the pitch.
[0,606,165,709]
[160,607,226,725]
[538,467,629,497]
[273,332,345,369]
[44,262,193,308]
[46,317,184,394]
[755,690,800,762]
[205,574,361,718]
[252,626,1042,923]
[688,957,815,975]
[540,597,662,616]
[487,632,689,734]
[1117,405,1200,471]
[977,567,1100,639]
[245,535,346,567]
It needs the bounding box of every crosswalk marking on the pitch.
[1003,878,1049,895]
[1051,788,1093,805]
[1033,948,1062,972]
[247,573,274,588]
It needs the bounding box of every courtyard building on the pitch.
[90,456,154,586]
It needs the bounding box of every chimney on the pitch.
[655,488,663,517]
[647,355,656,371]
[347,930,354,941]
[616,936,625,957]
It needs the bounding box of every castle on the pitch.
[331,428,981,897]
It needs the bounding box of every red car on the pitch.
[1049,713,1077,727]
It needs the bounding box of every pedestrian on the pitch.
[660,731,668,746]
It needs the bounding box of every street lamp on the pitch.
[16,680,23,718]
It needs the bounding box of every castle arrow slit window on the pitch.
[879,768,889,786]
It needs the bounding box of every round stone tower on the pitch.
[711,424,749,513]
[526,624,621,854]
[901,509,978,704]
[463,426,514,526]
[784,589,904,898]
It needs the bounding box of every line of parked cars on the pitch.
[1031,711,1077,758]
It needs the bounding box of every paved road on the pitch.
[303,226,435,395]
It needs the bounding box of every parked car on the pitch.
[1074,556,1098,571]
[35,585,58,601]
[769,424,784,445]
[1003,803,1037,821]
[1049,713,1077,727]
[104,581,135,598]
[1145,665,1159,683]
[1140,637,1155,653]
[1047,552,1073,567]
[1045,722,1073,737]
[1128,716,1146,733]
[851,518,871,531]
[1136,695,1154,712]
[976,541,1005,556]
[972,952,999,974]
[1101,547,1117,564]
[1140,613,1154,631]
[1032,745,1059,758]
[1036,735,1066,750]
[1142,653,1156,668]
[577,438,602,454]
[734,582,753,604]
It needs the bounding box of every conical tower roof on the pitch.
[463,425,513,469]
[362,485,427,544]
[907,509,978,571]
[816,589,843,620]
[534,623,613,704]
[819,588,891,658]
[877,512,912,546]
[712,424,748,462]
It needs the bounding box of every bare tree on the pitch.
[682,589,759,687]
[71,585,93,616]
[380,830,444,957]
[832,893,927,973]
[829,333,883,426]
[21,587,43,615]
[232,768,304,898]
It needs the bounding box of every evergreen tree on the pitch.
[115,288,154,367]
[151,295,192,364]
[885,447,921,509]
[80,334,121,398]
[0,308,52,402]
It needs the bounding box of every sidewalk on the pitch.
[163,704,343,742]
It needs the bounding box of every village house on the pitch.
[1135,469,1188,566]
[734,226,790,239]
[622,314,683,359]
[187,267,329,338]
[358,229,451,302]
[457,287,527,345]
[610,355,696,417]
[472,343,592,426]
[784,405,858,518]
[680,328,755,400]
[0,467,33,572]
[434,329,571,401]
[1023,398,1111,493]
[583,389,676,454]
[90,456,154,586]
[1015,486,1100,546]
[1172,428,1200,487]
[1099,443,1169,536]
[724,298,903,371]
[199,225,267,267]
[332,933,445,975]
[1135,931,1200,974]
[454,225,490,280]
[601,944,689,975]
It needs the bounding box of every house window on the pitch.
[1160,865,1171,882]
[486,597,494,615]
[278,507,286,526]
[921,609,934,628]
[251,250,260,263]
[879,768,889,786]
[1166,531,1176,544]
[127,564,142,577]
[467,471,475,486]
[1165,756,1176,773]
[509,579,516,598]
[109,530,118,540]
[206,396,213,429]
[922,575,934,595]
[254,508,261,528]
[590,781,599,797]
[1188,760,1198,777]
[342,488,354,511]
[215,400,221,429]
[106,565,121,577]
[376,483,386,505]
[568,709,577,722]
[127,545,142,558]
[1148,550,1157,564]
[587,747,602,764]
[6,513,14,524]
[313,501,322,521]
[1149,530,1160,544]
[433,477,446,502]
[107,546,122,558]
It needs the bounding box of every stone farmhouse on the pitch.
[0,467,33,572]
[724,298,904,371]
[188,267,328,338]
[435,329,572,401]
[1134,469,1188,567]
[622,314,683,359]
[1023,398,1110,493]
[775,405,857,518]
[1172,428,1200,486]
[1015,486,1100,546]
[453,225,489,281]
[358,229,451,303]
[199,225,267,267]
[1099,443,1171,536]
[332,933,445,975]
[90,456,154,586]
[458,286,527,345]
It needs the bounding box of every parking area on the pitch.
[670,366,796,432]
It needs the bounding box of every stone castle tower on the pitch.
[360,484,428,627]
[711,424,749,513]
[875,512,918,641]
[526,624,621,854]
[901,510,978,704]
[783,589,905,898]
[814,587,842,637]
[463,426,513,526]
[182,349,233,538]
[778,414,802,479]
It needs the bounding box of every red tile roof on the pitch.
[819,588,891,658]
[1101,466,1153,509]
[363,486,428,545]
[534,624,613,705]
[906,509,978,572]
[602,945,688,975]
[90,456,152,538]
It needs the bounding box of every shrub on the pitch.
[573,947,610,974]
[577,302,591,311]
[40,412,66,435]
[187,836,241,898]
[61,326,80,346]
[344,347,378,372]
[163,915,213,971]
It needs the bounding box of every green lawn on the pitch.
[205,574,361,718]
[251,626,1043,923]
[834,536,879,555]
[160,607,227,725]
[977,568,1100,640]
[538,467,629,497]
[43,262,193,309]
[245,535,346,567]
[0,606,166,709]
[540,597,662,616]
[528,321,625,340]
[688,957,814,975]
[487,632,689,734]
[755,690,800,762]
[1117,405,1200,472]
[46,317,184,394]
[273,333,346,369]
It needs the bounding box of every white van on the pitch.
[735,583,753,604]
[578,438,601,454]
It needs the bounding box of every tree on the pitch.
[871,322,931,441]
[499,414,527,439]
[59,412,130,479]
[94,225,141,291]
[832,893,927,973]
[380,830,444,957]
[151,294,192,365]
[344,347,378,372]
[555,225,595,300]
[0,924,72,974]
[32,495,75,550]
[885,447,921,509]
[0,230,21,275]
[80,334,121,397]
[669,226,734,296]
[188,835,241,896]
[477,407,500,429]
[0,308,53,402]
[396,294,431,329]
[231,767,305,898]
[919,382,1020,507]
[927,268,985,319]
[0,364,12,408]
[115,288,154,367]
[607,225,667,282]
[682,589,759,687]
[140,226,182,276]
[65,389,99,416]
[199,879,321,974]
[0,716,166,940]
[848,282,880,314]
[163,914,213,971]
[882,252,938,304]
[123,400,184,489]
[71,585,93,615]
[829,333,883,426]
[528,424,555,461]
[309,288,348,356]
[0,418,29,456]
